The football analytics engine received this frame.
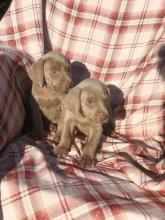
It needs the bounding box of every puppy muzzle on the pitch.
[95,112,109,123]
[64,81,72,92]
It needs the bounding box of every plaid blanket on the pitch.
[0,0,165,219]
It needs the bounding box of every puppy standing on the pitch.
[54,78,112,168]
[28,51,72,139]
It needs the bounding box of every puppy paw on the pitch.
[53,146,70,157]
[80,155,96,169]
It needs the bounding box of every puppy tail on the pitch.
[158,44,165,80]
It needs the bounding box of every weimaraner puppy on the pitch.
[28,51,72,139]
[53,78,112,168]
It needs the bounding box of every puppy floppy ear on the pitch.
[63,87,81,116]
[28,58,45,87]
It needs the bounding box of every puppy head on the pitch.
[63,78,111,124]
[28,52,72,93]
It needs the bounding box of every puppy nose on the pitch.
[97,113,108,122]
[65,82,72,90]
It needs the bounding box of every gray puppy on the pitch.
[54,78,112,168]
[28,51,72,139]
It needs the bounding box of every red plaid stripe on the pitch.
[0,0,164,219]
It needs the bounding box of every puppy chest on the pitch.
[76,120,93,136]
[42,107,61,123]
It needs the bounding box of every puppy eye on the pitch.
[52,70,57,74]
[49,68,57,74]
[87,97,95,106]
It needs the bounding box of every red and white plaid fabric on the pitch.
[0,0,164,219]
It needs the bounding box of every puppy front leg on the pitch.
[53,119,63,144]
[53,117,75,157]
[80,126,103,168]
